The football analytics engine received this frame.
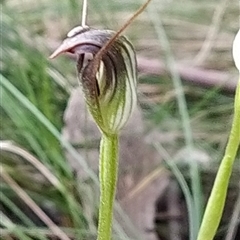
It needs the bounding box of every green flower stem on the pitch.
[97,133,119,240]
[197,78,240,240]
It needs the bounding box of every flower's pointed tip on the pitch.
[49,41,71,59]
[49,46,64,59]
[49,25,90,60]
[49,52,58,59]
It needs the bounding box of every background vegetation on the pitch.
[1,0,239,239]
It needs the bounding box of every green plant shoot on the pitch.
[197,29,240,240]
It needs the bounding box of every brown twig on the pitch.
[137,56,238,93]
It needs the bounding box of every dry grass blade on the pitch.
[121,167,168,203]
[81,0,88,26]
[0,211,32,240]
[0,141,60,188]
[0,166,71,240]
[193,0,229,65]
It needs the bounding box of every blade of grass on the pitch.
[0,212,33,240]
[153,142,195,240]
[147,3,203,238]
[0,74,138,240]
[0,141,88,237]
[0,141,60,187]
[0,194,49,240]
[193,0,229,65]
[1,86,72,178]
[0,225,95,239]
[0,74,97,182]
[0,166,72,240]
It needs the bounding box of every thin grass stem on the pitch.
[0,194,33,227]
[0,141,60,187]
[147,4,203,239]
[0,74,134,239]
[154,143,195,240]
[0,194,49,240]
[0,167,71,240]
[0,212,33,240]
[0,74,97,183]
[81,0,88,26]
